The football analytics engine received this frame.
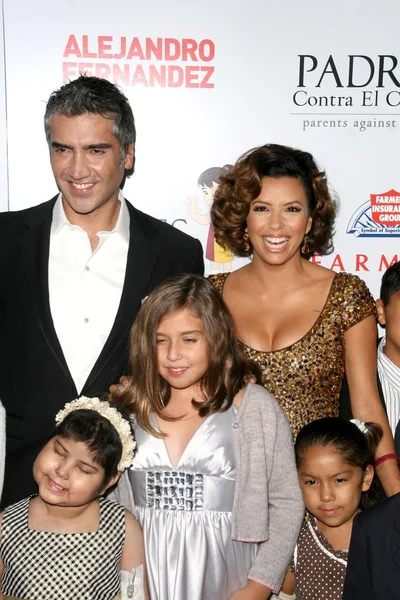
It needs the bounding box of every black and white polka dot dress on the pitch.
[0,496,125,600]
[291,514,348,600]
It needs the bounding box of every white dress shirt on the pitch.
[377,336,400,435]
[49,191,130,394]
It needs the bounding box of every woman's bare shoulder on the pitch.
[303,260,336,283]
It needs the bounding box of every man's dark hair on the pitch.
[380,261,400,306]
[44,75,136,176]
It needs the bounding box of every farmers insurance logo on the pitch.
[347,190,400,237]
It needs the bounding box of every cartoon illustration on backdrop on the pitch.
[185,165,233,272]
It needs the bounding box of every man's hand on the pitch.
[109,376,132,398]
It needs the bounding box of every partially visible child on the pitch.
[112,274,304,600]
[376,260,400,440]
[274,417,382,600]
[0,397,148,600]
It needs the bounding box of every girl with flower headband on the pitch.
[0,397,149,600]
[111,274,304,600]
[273,417,383,600]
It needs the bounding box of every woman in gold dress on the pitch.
[209,143,400,496]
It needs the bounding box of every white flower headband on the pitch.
[350,418,368,433]
[55,396,136,471]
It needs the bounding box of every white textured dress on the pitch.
[129,405,257,600]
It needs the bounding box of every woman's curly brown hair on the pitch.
[211,144,338,258]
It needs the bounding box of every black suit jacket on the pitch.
[0,196,204,507]
[343,492,400,599]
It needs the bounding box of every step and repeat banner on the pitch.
[1,0,400,294]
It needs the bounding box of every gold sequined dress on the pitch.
[209,272,376,437]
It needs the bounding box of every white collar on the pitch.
[51,190,130,243]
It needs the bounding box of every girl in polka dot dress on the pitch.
[0,398,149,600]
[274,417,382,600]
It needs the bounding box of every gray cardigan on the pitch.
[110,384,304,594]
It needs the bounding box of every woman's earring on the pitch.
[301,234,310,255]
[243,232,250,252]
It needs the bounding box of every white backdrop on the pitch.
[2,0,400,295]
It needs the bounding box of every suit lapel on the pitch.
[82,202,162,392]
[18,199,76,386]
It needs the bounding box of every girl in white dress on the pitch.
[112,274,304,600]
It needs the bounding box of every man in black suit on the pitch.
[0,75,204,507]
[343,492,400,599]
